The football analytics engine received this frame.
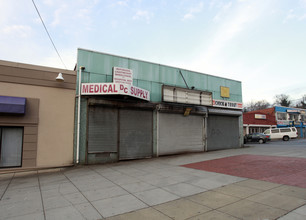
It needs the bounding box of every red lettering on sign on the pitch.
[131,87,134,95]
[114,84,118,92]
[102,84,107,93]
[89,85,94,93]
[94,85,99,93]
[82,85,89,93]
[108,84,113,92]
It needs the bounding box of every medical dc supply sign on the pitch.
[81,67,150,101]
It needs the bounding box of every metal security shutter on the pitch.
[88,107,118,153]
[119,109,153,160]
[207,115,239,151]
[158,113,204,155]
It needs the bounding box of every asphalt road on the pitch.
[246,138,306,147]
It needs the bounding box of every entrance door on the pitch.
[119,109,153,160]
[0,127,23,167]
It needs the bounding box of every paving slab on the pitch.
[278,212,306,220]
[270,185,306,200]
[153,198,211,220]
[40,182,79,197]
[234,179,281,190]
[2,186,41,204]
[72,177,116,191]
[187,210,240,220]
[103,173,141,186]
[212,184,262,198]
[74,202,103,220]
[246,191,306,211]
[43,194,73,210]
[38,173,68,185]
[82,185,128,202]
[120,181,156,193]
[45,205,84,220]
[141,175,186,187]
[293,204,306,215]
[0,199,43,220]
[187,173,245,190]
[62,192,88,205]
[218,199,287,220]
[187,191,240,209]
[4,212,44,220]
[9,176,39,190]
[92,194,148,218]
[105,207,172,220]
[134,188,179,206]
[162,182,207,197]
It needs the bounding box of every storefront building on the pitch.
[243,108,277,135]
[243,106,306,137]
[0,60,76,171]
[275,106,306,137]
[75,48,243,164]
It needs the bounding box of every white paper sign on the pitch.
[113,67,133,85]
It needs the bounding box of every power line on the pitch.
[31,0,67,69]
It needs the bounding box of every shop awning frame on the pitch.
[0,96,26,114]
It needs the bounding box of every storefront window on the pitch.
[277,112,287,120]
[289,114,299,122]
[0,127,23,168]
[301,115,306,122]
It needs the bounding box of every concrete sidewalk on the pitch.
[1,141,306,220]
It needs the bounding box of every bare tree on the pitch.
[244,100,271,112]
[296,95,306,108]
[274,94,291,107]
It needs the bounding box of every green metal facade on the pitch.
[75,48,243,164]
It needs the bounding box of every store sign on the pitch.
[255,114,266,119]
[220,86,230,98]
[81,83,150,101]
[163,85,212,106]
[277,120,290,125]
[212,99,243,109]
[287,109,300,113]
[113,67,133,85]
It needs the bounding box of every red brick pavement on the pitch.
[182,154,306,188]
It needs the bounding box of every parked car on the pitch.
[244,133,270,144]
[263,127,298,141]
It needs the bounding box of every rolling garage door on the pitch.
[88,107,153,160]
[88,107,118,153]
[158,113,205,155]
[119,109,153,160]
[207,115,239,150]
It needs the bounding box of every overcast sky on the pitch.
[1,0,305,104]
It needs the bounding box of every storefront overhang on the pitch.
[208,108,242,116]
[88,98,156,110]
[0,96,26,114]
[157,103,207,115]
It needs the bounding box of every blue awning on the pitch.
[0,96,26,114]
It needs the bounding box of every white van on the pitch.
[263,127,298,141]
